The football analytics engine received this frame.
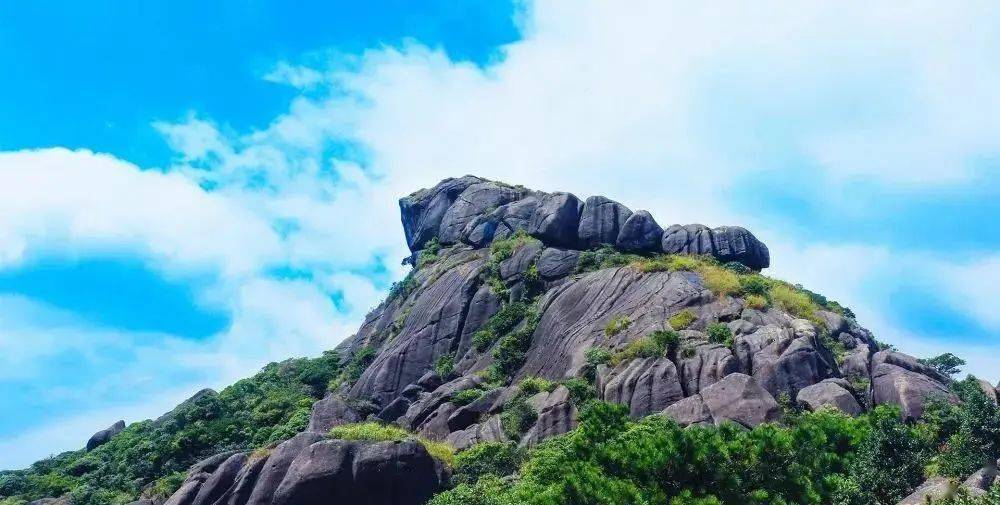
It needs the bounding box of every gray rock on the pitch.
[895,476,955,505]
[499,240,543,281]
[245,432,325,505]
[446,415,507,451]
[577,196,632,248]
[699,373,782,427]
[962,465,998,496]
[399,175,484,251]
[662,394,714,427]
[164,451,238,505]
[796,379,863,416]
[271,439,443,505]
[677,338,739,396]
[661,224,769,270]
[447,388,504,432]
[616,210,663,253]
[306,395,361,433]
[522,386,578,445]
[536,248,580,280]
[438,182,524,244]
[872,350,951,384]
[190,452,247,505]
[601,357,684,417]
[86,419,125,451]
[871,362,957,421]
[528,192,582,248]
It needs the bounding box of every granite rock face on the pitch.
[398,176,770,269]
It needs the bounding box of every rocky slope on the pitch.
[7,176,998,505]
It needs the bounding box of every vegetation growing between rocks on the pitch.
[328,422,455,466]
[610,329,679,365]
[668,309,697,330]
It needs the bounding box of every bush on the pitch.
[577,246,642,273]
[723,261,752,274]
[329,422,454,466]
[472,302,530,352]
[770,283,821,323]
[491,310,540,378]
[489,230,539,263]
[605,314,632,336]
[706,323,733,347]
[700,266,740,297]
[582,348,612,381]
[738,275,770,297]
[610,330,678,365]
[519,377,557,395]
[451,388,486,407]
[562,377,597,406]
[668,310,697,330]
[416,237,443,268]
[434,355,455,379]
[343,346,376,384]
[744,293,769,310]
[451,442,524,486]
[919,353,966,377]
[500,397,538,440]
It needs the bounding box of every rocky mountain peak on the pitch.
[399,176,770,270]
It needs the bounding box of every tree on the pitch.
[920,353,966,376]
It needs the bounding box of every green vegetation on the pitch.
[920,353,967,377]
[451,442,525,486]
[706,322,734,347]
[0,352,342,504]
[328,422,455,466]
[451,388,487,407]
[490,309,541,378]
[519,377,557,395]
[472,302,530,352]
[388,270,418,301]
[610,330,679,365]
[500,396,538,440]
[430,401,965,505]
[417,237,443,268]
[668,309,697,330]
[604,314,631,336]
[576,246,643,273]
[770,283,821,324]
[581,348,612,381]
[341,346,376,386]
[434,354,455,379]
[561,377,597,406]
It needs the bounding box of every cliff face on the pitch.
[21,176,991,505]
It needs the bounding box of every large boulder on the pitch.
[522,386,578,446]
[189,452,248,505]
[577,195,632,248]
[796,379,863,416]
[661,224,769,270]
[528,192,582,248]
[270,439,444,505]
[86,420,125,451]
[438,182,525,245]
[306,395,362,433]
[871,361,957,421]
[699,373,782,427]
[400,175,484,251]
[662,394,714,427]
[245,432,326,505]
[536,248,580,280]
[616,210,663,253]
[600,357,684,418]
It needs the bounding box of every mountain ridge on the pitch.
[2,176,998,505]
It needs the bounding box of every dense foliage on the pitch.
[431,391,1000,505]
[0,352,342,505]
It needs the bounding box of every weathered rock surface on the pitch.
[600,358,684,417]
[306,395,361,433]
[662,394,714,427]
[796,379,863,416]
[870,351,957,420]
[578,195,632,248]
[698,373,782,427]
[616,210,663,253]
[86,419,125,451]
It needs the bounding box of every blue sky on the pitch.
[1,1,998,469]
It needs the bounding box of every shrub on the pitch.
[668,309,697,330]
[723,261,752,274]
[489,230,539,263]
[519,377,557,395]
[680,345,697,359]
[434,355,455,379]
[561,377,596,406]
[329,422,454,466]
[577,246,642,273]
[738,274,771,297]
[343,346,376,384]
[706,323,733,347]
[610,330,678,365]
[605,314,632,336]
[451,442,524,486]
[500,397,538,440]
[416,237,442,268]
[700,265,740,297]
[491,310,540,378]
[388,271,417,301]
[451,388,486,407]
[666,255,704,271]
[919,353,966,377]
[582,348,612,381]
[771,283,820,322]
[744,293,769,310]
[472,301,530,352]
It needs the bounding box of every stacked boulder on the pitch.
[400,176,770,270]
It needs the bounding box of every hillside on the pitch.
[2,175,998,505]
